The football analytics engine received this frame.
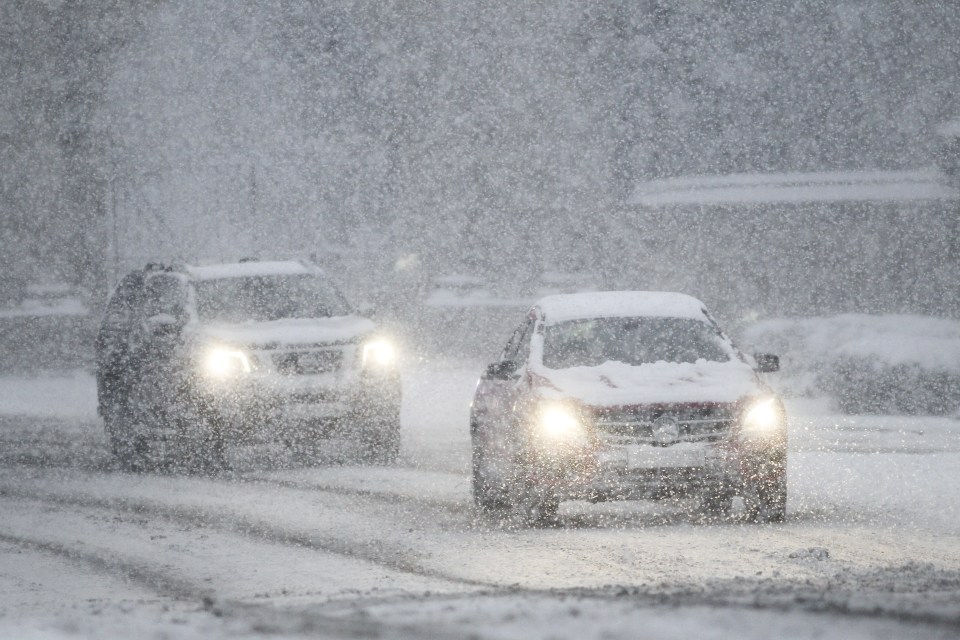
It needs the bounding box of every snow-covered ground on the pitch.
[0,361,958,639]
[0,370,97,420]
[743,314,960,416]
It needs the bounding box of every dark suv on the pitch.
[470,291,786,524]
[95,260,401,470]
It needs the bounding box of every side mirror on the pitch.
[145,313,182,336]
[754,353,780,373]
[484,360,519,380]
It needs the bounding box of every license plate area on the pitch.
[274,350,343,375]
[280,401,350,420]
[600,443,707,469]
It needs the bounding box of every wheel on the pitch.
[745,474,787,523]
[103,402,123,457]
[526,497,559,524]
[364,426,400,465]
[518,491,560,526]
[356,415,400,465]
[122,373,184,472]
[110,427,148,472]
[352,381,401,465]
[514,468,561,526]
[104,396,148,472]
[700,487,734,520]
[285,424,328,467]
[471,442,509,512]
[172,396,227,474]
[472,429,560,524]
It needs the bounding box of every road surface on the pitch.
[0,360,958,639]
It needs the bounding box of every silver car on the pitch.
[470,291,786,524]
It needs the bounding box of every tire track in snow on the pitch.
[0,500,480,640]
[0,531,203,601]
[3,479,960,629]
[236,471,470,517]
[0,480,497,590]
[0,494,474,599]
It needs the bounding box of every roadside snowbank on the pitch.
[0,370,97,420]
[743,314,960,414]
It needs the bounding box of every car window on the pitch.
[516,318,534,361]
[542,316,731,369]
[501,316,534,363]
[500,322,525,362]
[102,272,145,330]
[193,274,350,322]
[143,274,186,318]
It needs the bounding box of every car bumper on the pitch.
[197,370,400,434]
[529,441,778,502]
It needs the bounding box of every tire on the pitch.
[356,415,401,465]
[700,487,734,520]
[122,373,181,473]
[104,397,148,472]
[472,432,560,525]
[103,402,123,457]
[471,443,509,512]
[172,396,227,474]
[285,425,327,467]
[523,496,559,525]
[353,380,401,465]
[367,425,400,465]
[745,475,787,524]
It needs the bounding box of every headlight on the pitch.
[535,403,588,445]
[741,398,783,438]
[362,339,396,368]
[202,347,252,378]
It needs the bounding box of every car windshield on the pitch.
[194,274,351,322]
[541,316,731,369]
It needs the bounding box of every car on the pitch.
[469,291,786,524]
[95,259,401,470]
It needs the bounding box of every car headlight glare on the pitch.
[202,347,252,378]
[741,398,781,435]
[362,339,396,367]
[537,404,587,444]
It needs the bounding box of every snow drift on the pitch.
[743,314,960,415]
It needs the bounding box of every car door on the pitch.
[471,310,537,461]
[127,272,190,422]
[137,272,188,360]
[96,271,146,414]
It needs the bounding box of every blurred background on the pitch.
[1,1,958,412]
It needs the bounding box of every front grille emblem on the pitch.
[652,416,680,445]
[273,350,343,375]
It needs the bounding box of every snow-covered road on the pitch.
[0,361,958,639]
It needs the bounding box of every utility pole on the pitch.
[111,176,119,288]
[248,161,258,256]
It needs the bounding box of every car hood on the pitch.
[530,359,763,407]
[196,316,378,348]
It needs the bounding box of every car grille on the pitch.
[272,349,344,375]
[591,404,736,445]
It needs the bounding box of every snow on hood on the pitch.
[531,359,762,407]
[196,316,377,347]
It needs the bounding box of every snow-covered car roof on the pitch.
[536,291,708,324]
[184,261,318,281]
